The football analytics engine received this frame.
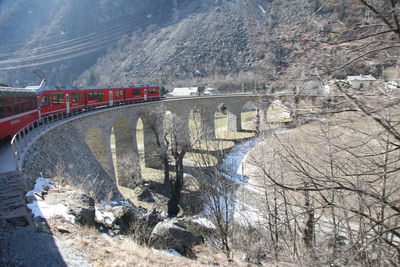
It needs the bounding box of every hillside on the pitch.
[0,0,361,90]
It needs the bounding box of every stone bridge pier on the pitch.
[198,104,216,139]
[226,101,246,132]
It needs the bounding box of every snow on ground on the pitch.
[191,217,216,230]
[0,144,17,173]
[26,178,76,223]
[95,208,115,225]
[221,138,259,183]
[257,4,266,14]
[27,201,76,223]
[232,130,295,227]
[153,248,181,257]
[26,178,52,197]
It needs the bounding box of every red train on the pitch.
[0,82,160,140]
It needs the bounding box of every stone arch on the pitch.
[212,101,231,138]
[188,103,214,140]
[162,107,190,148]
[253,98,273,128]
[85,124,115,180]
[212,99,246,134]
[112,116,140,188]
[137,110,164,169]
[240,100,258,131]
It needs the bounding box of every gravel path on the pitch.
[1,222,93,267]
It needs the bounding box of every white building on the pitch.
[170,87,201,97]
[347,75,376,89]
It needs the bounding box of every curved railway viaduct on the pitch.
[16,94,320,201]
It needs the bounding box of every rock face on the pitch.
[134,185,155,203]
[132,209,164,245]
[148,218,200,257]
[95,203,144,234]
[66,191,95,225]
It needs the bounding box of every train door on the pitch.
[144,89,147,101]
[109,91,113,106]
[37,96,42,120]
[66,93,70,113]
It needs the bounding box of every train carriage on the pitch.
[124,85,160,103]
[83,86,116,109]
[146,86,161,101]
[38,88,85,117]
[0,87,39,139]
[0,82,161,142]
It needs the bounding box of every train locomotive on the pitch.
[0,81,160,140]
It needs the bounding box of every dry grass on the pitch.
[48,222,203,266]
[47,217,255,267]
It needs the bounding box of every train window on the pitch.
[72,92,82,102]
[20,97,26,113]
[148,88,157,94]
[31,97,37,111]
[40,95,49,107]
[88,91,103,102]
[52,93,64,105]
[6,96,13,116]
[0,97,5,118]
[14,97,20,114]
[24,97,29,112]
[116,90,123,97]
[132,89,141,95]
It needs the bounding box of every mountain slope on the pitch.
[0,0,347,90]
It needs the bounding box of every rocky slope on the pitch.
[0,0,370,90]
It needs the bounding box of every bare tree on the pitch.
[190,136,236,257]
[162,111,191,217]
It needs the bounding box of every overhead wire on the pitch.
[0,5,174,70]
[0,11,146,59]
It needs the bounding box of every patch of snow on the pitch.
[26,178,76,223]
[192,217,216,230]
[153,248,181,257]
[26,178,52,197]
[221,138,259,183]
[258,5,266,14]
[27,201,76,223]
[108,229,114,236]
[95,208,115,225]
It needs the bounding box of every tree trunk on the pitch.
[167,149,186,217]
